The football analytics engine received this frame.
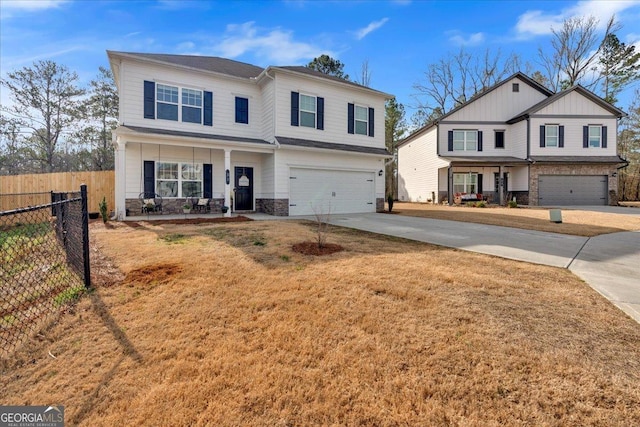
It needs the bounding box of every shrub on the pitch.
[465,202,476,207]
[507,200,518,208]
[99,197,108,223]
[476,201,487,208]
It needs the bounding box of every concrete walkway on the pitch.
[321,213,640,324]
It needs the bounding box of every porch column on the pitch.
[114,138,127,220]
[498,165,504,206]
[224,149,231,217]
[447,166,453,205]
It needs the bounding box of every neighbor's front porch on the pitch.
[439,157,530,205]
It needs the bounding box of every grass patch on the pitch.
[159,233,188,244]
[53,285,85,307]
[3,220,640,426]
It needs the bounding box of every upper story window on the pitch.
[181,88,202,124]
[512,83,520,92]
[540,124,564,148]
[290,91,324,130]
[347,103,374,137]
[453,130,477,151]
[235,97,249,124]
[157,84,179,121]
[354,105,368,135]
[144,80,212,126]
[495,130,505,149]
[545,125,559,147]
[588,126,601,147]
[299,94,316,128]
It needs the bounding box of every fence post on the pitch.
[80,184,91,288]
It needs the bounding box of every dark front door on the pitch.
[234,167,253,210]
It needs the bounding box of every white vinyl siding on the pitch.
[530,118,617,157]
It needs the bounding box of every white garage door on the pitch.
[538,175,607,205]
[289,168,375,216]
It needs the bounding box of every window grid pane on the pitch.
[300,95,316,113]
[355,106,368,120]
[355,121,368,135]
[157,85,178,104]
[300,111,315,128]
[546,125,558,147]
[182,88,202,107]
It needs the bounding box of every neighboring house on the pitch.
[397,72,627,206]
[107,51,391,219]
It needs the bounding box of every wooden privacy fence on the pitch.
[0,171,115,213]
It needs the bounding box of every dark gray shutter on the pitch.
[368,107,375,137]
[317,97,324,130]
[347,103,354,134]
[477,131,483,151]
[540,125,545,147]
[143,161,155,197]
[144,81,155,119]
[291,92,299,126]
[559,125,564,148]
[448,131,453,151]
[203,164,212,198]
[477,174,483,194]
[602,126,607,148]
[203,91,213,126]
[583,126,588,148]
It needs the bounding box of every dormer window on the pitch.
[512,83,519,92]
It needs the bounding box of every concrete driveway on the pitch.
[323,213,640,323]
[548,205,640,216]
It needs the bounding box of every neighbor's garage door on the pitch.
[289,168,375,216]
[538,175,607,205]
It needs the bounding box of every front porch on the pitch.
[440,157,530,206]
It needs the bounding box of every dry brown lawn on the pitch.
[2,220,640,426]
[394,202,640,237]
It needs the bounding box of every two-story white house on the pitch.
[107,51,392,219]
[397,72,627,206]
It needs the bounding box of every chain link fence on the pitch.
[1,186,91,357]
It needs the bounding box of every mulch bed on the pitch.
[292,241,344,256]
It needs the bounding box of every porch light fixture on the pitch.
[378,170,383,176]
[611,172,617,177]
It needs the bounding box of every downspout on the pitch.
[526,117,531,205]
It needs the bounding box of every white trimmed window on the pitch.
[156,162,203,198]
[355,105,368,135]
[299,94,316,128]
[181,88,202,124]
[589,126,602,148]
[453,173,478,194]
[545,125,559,147]
[453,130,478,151]
[157,84,179,121]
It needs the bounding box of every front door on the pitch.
[234,167,253,210]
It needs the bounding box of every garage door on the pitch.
[538,175,607,205]
[289,168,375,216]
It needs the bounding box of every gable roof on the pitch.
[107,51,390,97]
[397,72,554,147]
[107,51,264,79]
[506,85,627,123]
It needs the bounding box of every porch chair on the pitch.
[139,192,163,214]
[192,197,211,213]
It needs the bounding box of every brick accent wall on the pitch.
[376,197,384,212]
[511,191,529,206]
[125,198,225,215]
[256,198,289,216]
[529,164,618,206]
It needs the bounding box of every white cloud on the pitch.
[354,18,389,40]
[0,0,68,10]
[515,0,640,38]
[213,21,332,64]
[447,31,485,46]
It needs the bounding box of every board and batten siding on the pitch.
[273,72,386,150]
[445,77,548,122]
[273,148,385,202]
[529,117,617,157]
[260,78,275,143]
[438,122,527,158]
[535,91,616,116]
[398,127,448,202]
[118,59,263,140]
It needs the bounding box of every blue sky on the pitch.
[1,0,640,119]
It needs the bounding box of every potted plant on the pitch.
[182,203,192,214]
[221,205,229,214]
